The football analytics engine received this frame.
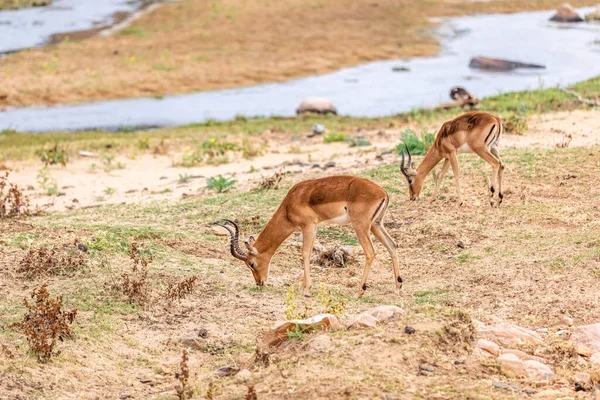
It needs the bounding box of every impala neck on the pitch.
[417,147,444,180]
[254,208,295,258]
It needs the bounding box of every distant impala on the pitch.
[216,176,402,296]
[400,112,505,206]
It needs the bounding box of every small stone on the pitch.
[561,316,574,326]
[364,305,404,322]
[313,244,325,253]
[198,328,208,338]
[493,382,518,392]
[555,329,570,340]
[476,338,501,357]
[404,326,416,334]
[536,328,549,334]
[391,66,410,72]
[384,394,395,400]
[236,369,252,379]
[77,243,88,252]
[419,364,434,376]
[347,314,378,329]
[341,246,353,256]
[119,393,131,399]
[575,343,592,358]
[72,198,79,203]
[181,333,204,350]
[312,124,326,135]
[457,241,465,249]
[139,377,153,384]
[323,161,336,169]
[211,225,230,236]
[308,335,333,352]
[159,176,168,180]
[214,365,238,378]
[523,388,537,395]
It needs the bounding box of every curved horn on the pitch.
[216,221,247,261]
[405,144,412,168]
[400,148,407,176]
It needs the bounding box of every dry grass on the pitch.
[0,139,599,398]
[0,0,50,10]
[0,0,596,107]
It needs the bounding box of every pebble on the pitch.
[119,393,131,399]
[493,382,518,392]
[404,326,416,334]
[323,161,336,169]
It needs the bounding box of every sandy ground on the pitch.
[5,109,599,213]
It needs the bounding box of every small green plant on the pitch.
[119,26,149,38]
[285,286,298,320]
[178,173,193,184]
[36,166,58,196]
[201,138,238,159]
[315,284,346,315]
[138,137,150,150]
[395,128,434,155]
[38,144,68,166]
[103,187,116,196]
[348,136,371,147]
[206,175,235,193]
[241,136,265,159]
[324,132,348,143]
[286,325,307,340]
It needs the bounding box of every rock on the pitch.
[523,360,554,378]
[591,352,600,364]
[236,369,252,380]
[477,321,543,347]
[522,388,537,395]
[211,225,230,236]
[347,313,379,329]
[198,328,209,338]
[498,353,526,377]
[341,246,353,256]
[571,322,600,352]
[312,124,326,136]
[364,305,404,322]
[258,314,342,351]
[180,333,205,350]
[575,344,593,358]
[139,377,153,384]
[405,326,416,335]
[585,6,600,21]
[457,241,465,249]
[573,372,591,391]
[214,365,238,378]
[469,56,545,71]
[555,329,570,340]
[77,243,88,252]
[392,66,410,72]
[476,339,501,357]
[78,150,99,157]
[561,316,574,327]
[307,334,333,352]
[493,382,518,392]
[550,3,584,22]
[419,364,435,373]
[119,393,131,399]
[536,328,549,334]
[502,349,546,363]
[296,98,337,115]
[323,161,336,169]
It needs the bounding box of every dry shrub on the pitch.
[11,284,77,362]
[109,242,152,306]
[1,344,15,359]
[434,309,475,352]
[245,386,257,400]
[519,334,579,370]
[176,348,194,400]
[17,242,87,278]
[165,275,198,302]
[556,134,573,148]
[256,171,285,190]
[312,245,354,268]
[0,171,30,218]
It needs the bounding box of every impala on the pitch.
[400,111,505,206]
[215,176,402,296]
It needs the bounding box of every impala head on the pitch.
[215,219,270,286]
[400,145,421,200]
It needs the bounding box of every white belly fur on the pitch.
[457,143,473,154]
[319,213,351,226]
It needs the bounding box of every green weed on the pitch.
[206,175,235,193]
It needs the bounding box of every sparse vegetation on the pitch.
[108,242,153,306]
[206,175,236,193]
[165,275,198,302]
[396,128,435,155]
[323,132,348,143]
[0,171,30,218]
[11,284,77,362]
[17,243,87,278]
[38,145,68,167]
[36,166,58,196]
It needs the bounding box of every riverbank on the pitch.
[0,0,597,108]
[0,0,50,10]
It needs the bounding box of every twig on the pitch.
[560,88,600,106]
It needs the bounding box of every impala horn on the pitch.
[400,147,408,176]
[405,144,412,169]
[215,219,247,261]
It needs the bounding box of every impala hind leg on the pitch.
[370,222,402,294]
[491,147,505,205]
[474,147,501,207]
[301,225,317,296]
[353,222,376,297]
[448,152,463,206]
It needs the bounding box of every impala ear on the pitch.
[411,162,415,169]
[248,236,256,246]
[244,239,258,256]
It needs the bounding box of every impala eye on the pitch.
[408,179,413,184]
[249,262,256,269]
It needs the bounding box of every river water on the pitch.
[1,7,600,132]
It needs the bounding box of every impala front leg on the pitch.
[432,158,450,201]
[301,225,317,297]
[448,152,462,206]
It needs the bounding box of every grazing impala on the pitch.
[400,111,505,206]
[215,176,402,296]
